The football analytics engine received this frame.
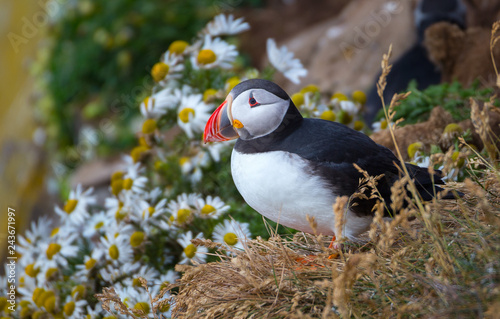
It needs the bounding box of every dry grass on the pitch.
[164,174,499,318]
[97,25,500,319]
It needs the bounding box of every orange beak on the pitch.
[203,95,239,143]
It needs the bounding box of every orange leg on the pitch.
[328,235,337,249]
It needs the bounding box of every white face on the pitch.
[230,88,289,140]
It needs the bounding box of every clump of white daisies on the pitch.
[3,13,310,319]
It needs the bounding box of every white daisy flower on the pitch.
[38,237,79,269]
[339,100,360,116]
[179,151,211,185]
[74,250,104,280]
[191,34,238,69]
[196,196,230,219]
[176,92,212,138]
[83,210,109,238]
[212,219,251,253]
[149,273,176,317]
[18,217,52,259]
[415,155,431,168]
[146,187,164,202]
[202,140,232,162]
[140,87,179,119]
[372,119,394,132]
[123,265,160,290]
[166,197,194,226]
[115,286,155,318]
[54,184,95,226]
[61,295,88,319]
[100,231,135,265]
[301,92,319,112]
[99,262,141,283]
[120,163,148,200]
[18,217,52,251]
[204,14,250,36]
[155,270,179,292]
[86,302,107,319]
[266,38,307,84]
[177,231,208,265]
[131,198,167,232]
[151,50,184,83]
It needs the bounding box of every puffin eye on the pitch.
[248,94,260,108]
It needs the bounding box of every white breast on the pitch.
[231,150,373,239]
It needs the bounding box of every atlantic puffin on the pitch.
[204,79,455,242]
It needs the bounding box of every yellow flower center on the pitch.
[115,206,126,221]
[148,206,155,216]
[63,301,75,316]
[111,171,124,182]
[151,62,169,82]
[50,227,59,237]
[43,294,56,313]
[201,204,216,215]
[64,199,78,214]
[32,287,45,306]
[160,303,171,313]
[203,88,218,102]
[380,120,388,130]
[0,297,7,311]
[85,258,97,270]
[109,244,119,260]
[352,90,367,105]
[134,302,150,314]
[94,221,104,229]
[223,233,238,246]
[160,281,171,290]
[111,179,123,196]
[226,76,240,93]
[130,231,145,247]
[407,142,423,159]
[176,208,191,224]
[130,145,149,163]
[123,178,133,191]
[46,243,61,260]
[197,49,216,65]
[452,151,465,168]
[168,40,189,55]
[320,110,336,122]
[132,278,142,287]
[179,156,190,166]
[179,108,195,123]
[25,263,40,277]
[291,92,304,107]
[45,268,58,281]
[300,84,319,94]
[337,110,352,124]
[184,244,197,259]
[142,96,151,111]
[354,120,364,131]
[331,92,348,101]
[139,137,150,148]
[142,118,157,134]
[72,285,86,300]
[443,123,462,135]
[32,310,46,319]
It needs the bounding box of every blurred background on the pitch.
[1,0,500,265]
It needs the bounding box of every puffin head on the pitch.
[204,79,297,143]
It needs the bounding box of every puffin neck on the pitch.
[235,102,303,153]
